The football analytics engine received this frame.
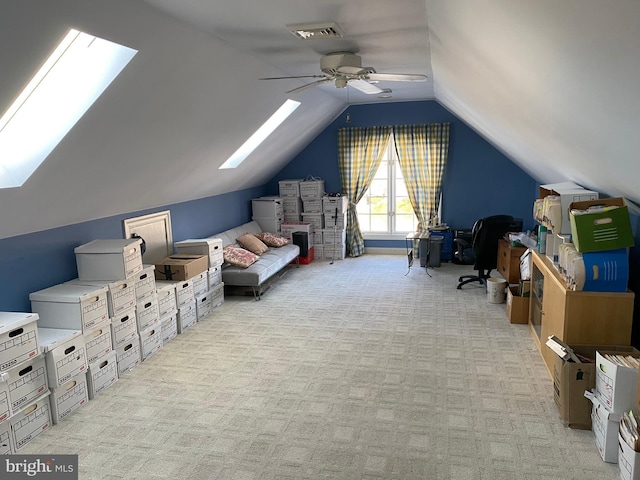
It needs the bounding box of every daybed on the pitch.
[210,220,300,300]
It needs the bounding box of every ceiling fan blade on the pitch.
[260,75,328,80]
[286,78,333,94]
[367,73,427,82]
[348,79,385,95]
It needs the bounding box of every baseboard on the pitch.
[364,247,405,255]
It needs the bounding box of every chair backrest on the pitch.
[472,215,514,270]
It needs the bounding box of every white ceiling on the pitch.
[1,0,639,239]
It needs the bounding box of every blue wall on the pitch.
[265,100,538,248]
[0,186,266,312]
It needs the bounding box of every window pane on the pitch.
[396,214,416,232]
[369,178,387,197]
[370,215,387,232]
[396,179,408,197]
[370,196,387,214]
[396,197,414,214]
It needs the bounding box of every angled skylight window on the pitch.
[219,99,301,169]
[0,29,137,188]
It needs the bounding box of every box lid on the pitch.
[74,238,142,254]
[29,283,108,303]
[37,327,82,353]
[66,278,129,289]
[174,238,222,247]
[0,312,39,335]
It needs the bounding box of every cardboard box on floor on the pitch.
[552,344,638,430]
[506,283,530,324]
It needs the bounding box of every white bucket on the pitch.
[487,277,507,304]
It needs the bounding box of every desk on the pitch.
[405,231,429,274]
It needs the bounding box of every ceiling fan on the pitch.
[259,52,427,95]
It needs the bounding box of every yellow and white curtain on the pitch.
[338,126,391,257]
[394,123,450,233]
[338,123,450,257]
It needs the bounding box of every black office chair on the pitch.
[456,214,514,289]
[452,229,474,265]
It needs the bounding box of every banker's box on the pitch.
[506,285,529,324]
[154,255,208,281]
[539,182,599,234]
[38,327,87,388]
[5,355,48,415]
[87,352,118,399]
[177,301,197,333]
[553,345,638,430]
[174,238,223,268]
[110,307,138,349]
[139,325,162,362]
[156,282,178,319]
[569,197,634,253]
[115,336,141,377]
[67,277,136,317]
[84,322,113,365]
[0,312,40,372]
[618,377,640,479]
[49,373,88,424]
[0,374,9,424]
[74,238,143,281]
[586,391,620,463]
[595,350,640,413]
[30,283,109,332]
[0,419,10,454]
[161,314,178,345]
[9,391,51,452]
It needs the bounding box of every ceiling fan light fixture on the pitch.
[287,22,344,40]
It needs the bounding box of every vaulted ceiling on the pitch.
[1,0,639,240]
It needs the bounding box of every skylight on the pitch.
[0,29,137,189]
[219,99,301,169]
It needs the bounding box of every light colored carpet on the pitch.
[20,255,618,480]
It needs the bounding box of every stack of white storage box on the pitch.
[278,179,303,223]
[251,197,284,234]
[322,195,348,261]
[0,311,51,453]
[585,350,640,465]
[173,238,225,324]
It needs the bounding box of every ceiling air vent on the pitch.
[287,22,344,40]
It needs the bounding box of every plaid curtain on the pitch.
[394,123,450,232]
[338,126,392,257]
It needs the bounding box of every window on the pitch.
[0,29,137,189]
[219,99,300,169]
[357,134,418,237]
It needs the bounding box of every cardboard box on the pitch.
[300,179,325,199]
[0,420,11,454]
[538,182,599,234]
[619,431,640,480]
[324,211,347,229]
[83,323,113,365]
[136,295,160,332]
[156,282,178,320]
[301,213,324,232]
[208,265,222,288]
[9,391,51,452]
[154,254,208,282]
[74,238,143,281]
[30,283,109,332]
[252,216,284,234]
[251,197,284,217]
[569,197,634,252]
[115,336,141,377]
[6,355,48,414]
[322,228,346,246]
[177,301,197,333]
[139,325,163,362]
[323,195,349,214]
[580,248,629,292]
[49,373,88,424]
[298,246,314,265]
[278,179,302,197]
[0,374,9,425]
[595,350,640,413]
[196,289,214,321]
[586,390,620,463]
[174,238,223,268]
[161,314,178,345]
[110,307,138,349]
[133,265,157,302]
[209,283,224,311]
[38,327,87,388]
[552,345,637,429]
[86,352,118,399]
[282,197,303,215]
[191,271,209,297]
[302,199,323,213]
[280,222,313,239]
[506,286,529,324]
[67,277,137,317]
[0,312,40,372]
